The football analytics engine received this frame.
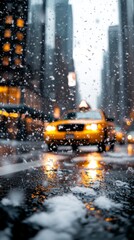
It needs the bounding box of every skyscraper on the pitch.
[118,0,134,121]
[108,25,120,121]
[45,0,75,115]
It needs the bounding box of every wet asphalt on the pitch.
[0,141,134,240]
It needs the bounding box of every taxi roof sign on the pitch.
[78,100,91,110]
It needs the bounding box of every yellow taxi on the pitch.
[44,108,116,152]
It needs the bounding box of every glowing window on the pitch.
[2,56,10,66]
[15,44,23,54]
[3,42,10,52]
[4,29,11,38]
[16,18,24,28]
[5,15,13,24]
[16,32,24,41]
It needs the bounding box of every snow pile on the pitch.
[94,196,122,210]
[126,167,134,173]
[1,190,24,207]
[71,186,96,196]
[91,181,100,189]
[33,229,72,240]
[26,194,86,240]
[115,180,129,188]
[0,228,11,240]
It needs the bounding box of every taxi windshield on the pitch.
[63,111,102,120]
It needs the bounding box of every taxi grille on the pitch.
[57,124,84,132]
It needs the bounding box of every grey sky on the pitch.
[71,0,119,108]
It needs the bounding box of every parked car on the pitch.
[44,109,116,152]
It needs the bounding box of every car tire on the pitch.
[98,142,106,153]
[109,141,115,151]
[48,143,57,152]
[72,144,78,152]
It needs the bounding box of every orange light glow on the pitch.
[42,153,59,179]
[3,42,10,52]
[16,18,24,28]
[77,153,104,186]
[5,15,13,24]
[0,86,21,104]
[127,144,134,156]
[2,56,10,66]
[4,29,11,38]
[16,32,24,41]
[15,44,23,54]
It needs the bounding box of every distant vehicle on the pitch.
[115,126,126,144]
[127,131,134,144]
[0,104,45,141]
[44,109,116,152]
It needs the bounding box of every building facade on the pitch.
[101,26,120,123]
[118,0,134,122]
[108,25,120,122]
[0,0,46,111]
[45,0,76,116]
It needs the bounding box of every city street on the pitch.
[0,141,133,240]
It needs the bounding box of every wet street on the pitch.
[0,141,134,240]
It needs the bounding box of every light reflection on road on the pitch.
[127,144,134,156]
[71,153,104,187]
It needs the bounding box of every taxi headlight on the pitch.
[86,123,98,131]
[46,125,56,132]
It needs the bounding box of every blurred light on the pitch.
[46,125,56,132]
[68,72,76,87]
[5,15,13,24]
[16,32,24,41]
[2,56,10,66]
[87,156,101,169]
[126,120,131,126]
[0,110,8,117]
[4,29,11,38]
[14,58,22,65]
[16,18,24,28]
[86,123,98,131]
[3,42,10,52]
[127,144,134,156]
[9,113,19,118]
[15,44,23,54]
[54,106,60,119]
[128,135,132,140]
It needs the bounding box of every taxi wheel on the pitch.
[48,143,57,152]
[109,141,115,151]
[98,142,106,153]
[72,144,78,152]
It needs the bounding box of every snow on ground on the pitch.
[94,196,122,210]
[70,186,96,196]
[91,181,100,189]
[115,180,129,188]
[0,228,11,240]
[26,194,86,239]
[1,190,24,207]
[33,229,72,240]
